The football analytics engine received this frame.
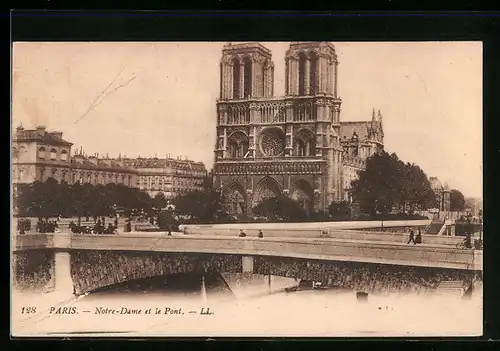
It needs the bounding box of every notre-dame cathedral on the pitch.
[213,42,384,216]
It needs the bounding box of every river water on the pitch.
[12,272,482,337]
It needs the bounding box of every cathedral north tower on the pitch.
[220,43,274,100]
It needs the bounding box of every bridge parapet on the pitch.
[186,219,431,231]
[13,233,482,271]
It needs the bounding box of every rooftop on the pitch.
[13,125,73,146]
[222,42,272,59]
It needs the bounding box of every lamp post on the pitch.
[478,209,483,246]
[466,212,473,249]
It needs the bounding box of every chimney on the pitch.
[36,125,46,136]
[49,131,63,140]
[16,124,25,137]
[87,155,98,165]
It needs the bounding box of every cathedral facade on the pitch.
[212,42,384,215]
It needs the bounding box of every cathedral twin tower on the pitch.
[213,42,381,217]
[219,42,338,101]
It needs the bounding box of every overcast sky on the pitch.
[12,42,482,198]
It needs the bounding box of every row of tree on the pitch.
[350,152,438,215]
[350,151,471,215]
[15,179,157,218]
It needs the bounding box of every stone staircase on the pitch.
[426,219,445,235]
[436,280,465,296]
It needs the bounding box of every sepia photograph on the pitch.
[11,41,483,337]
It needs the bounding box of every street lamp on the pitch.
[466,212,473,249]
[478,209,483,246]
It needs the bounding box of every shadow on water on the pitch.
[89,271,237,300]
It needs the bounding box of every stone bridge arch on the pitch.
[14,249,479,297]
[68,251,478,296]
[70,251,244,295]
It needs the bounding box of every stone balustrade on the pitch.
[13,233,482,271]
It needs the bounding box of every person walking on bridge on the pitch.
[258,230,264,238]
[407,228,416,245]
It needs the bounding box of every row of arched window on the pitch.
[227,106,250,125]
[37,147,68,161]
[12,146,68,162]
[232,57,267,99]
[293,103,316,121]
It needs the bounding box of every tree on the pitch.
[350,152,402,215]
[153,192,167,209]
[398,162,437,213]
[328,201,350,221]
[450,189,466,211]
[15,183,34,217]
[15,179,155,221]
[252,195,307,222]
[350,151,436,216]
[202,173,214,191]
[173,189,228,223]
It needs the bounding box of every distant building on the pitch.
[117,157,208,199]
[12,125,137,187]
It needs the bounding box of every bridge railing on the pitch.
[181,227,462,247]
[12,233,482,271]
[184,219,431,231]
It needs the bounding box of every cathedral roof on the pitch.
[340,121,372,141]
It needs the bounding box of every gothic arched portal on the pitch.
[225,181,247,215]
[291,179,314,215]
[252,176,282,208]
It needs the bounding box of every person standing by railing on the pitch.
[407,228,416,245]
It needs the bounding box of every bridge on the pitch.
[12,227,483,298]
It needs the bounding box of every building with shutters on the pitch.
[12,125,137,188]
[119,157,207,199]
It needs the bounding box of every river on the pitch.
[11,272,482,337]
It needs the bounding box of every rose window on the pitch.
[259,129,285,157]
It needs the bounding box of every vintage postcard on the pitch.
[11,41,483,337]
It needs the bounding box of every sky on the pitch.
[11,42,482,198]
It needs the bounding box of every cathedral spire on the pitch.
[372,108,376,122]
[378,110,383,128]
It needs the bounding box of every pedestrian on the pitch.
[258,230,264,238]
[407,228,415,245]
[168,224,172,236]
[415,229,422,244]
[239,229,246,237]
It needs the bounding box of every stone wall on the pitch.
[361,226,427,234]
[13,251,55,292]
[253,256,476,295]
[15,246,479,296]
